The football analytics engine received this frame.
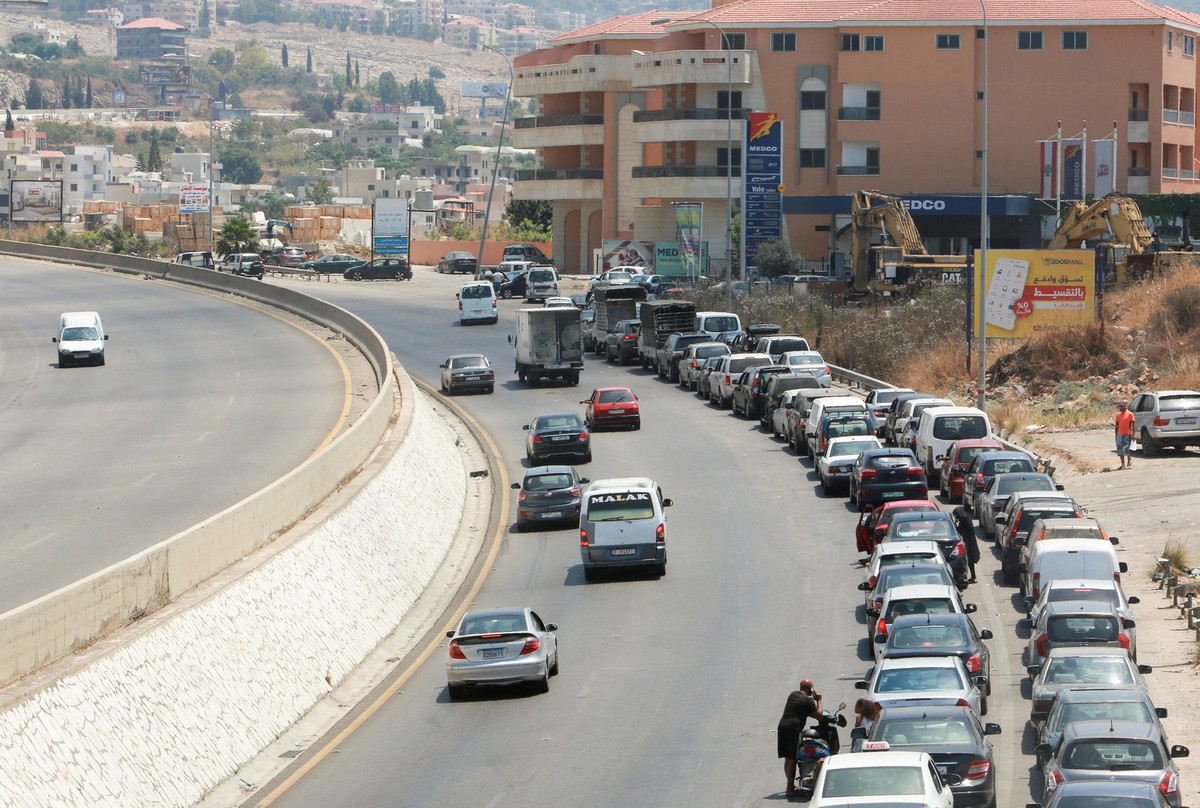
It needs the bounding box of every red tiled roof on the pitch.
[550,10,696,43]
[119,16,186,29]
[656,0,1200,28]
[38,150,64,157]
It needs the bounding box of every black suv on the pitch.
[605,319,641,365]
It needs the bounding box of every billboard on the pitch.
[461,82,508,100]
[742,112,784,271]
[602,240,654,270]
[654,242,708,277]
[373,198,410,255]
[11,180,62,223]
[982,249,1095,338]
[178,183,209,214]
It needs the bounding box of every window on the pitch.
[1186,35,1196,56]
[717,147,742,167]
[800,148,826,168]
[866,90,881,109]
[717,90,743,110]
[1062,30,1088,50]
[69,183,77,192]
[865,35,884,52]
[721,32,745,50]
[771,32,796,52]
[1168,31,1174,52]
[936,33,961,50]
[866,147,880,169]
[841,33,860,52]
[70,163,78,172]
[800,90,826,110]
[1018,30,1043,50]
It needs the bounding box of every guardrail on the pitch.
[0,243,394,686]
[1156,559,1200,641]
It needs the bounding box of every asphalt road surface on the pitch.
[0,260,348,611]
[244,269,1039,808]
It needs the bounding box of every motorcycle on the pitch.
[795,701,848,797]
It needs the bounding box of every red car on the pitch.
[855,499,940,554]
[581,386,641,430]
[936,438,1005,500]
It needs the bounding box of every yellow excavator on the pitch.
[1047,194,1194,285]
[847,190,970,295]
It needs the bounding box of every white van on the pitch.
[458,281,498,325]
[695,311,741,341]
[579,477,673,580]
[805,395,868,456]
[1022,539,1128,600]
[53,311,108,367]
[525,265,559,302]
[914,406,991,482]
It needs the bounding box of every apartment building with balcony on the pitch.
[513,0,1200,274]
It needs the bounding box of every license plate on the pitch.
[935,764,951,775]
[480,649,504,660]
[550,436,569,442]
[611,548,637,556]
[546,363,567,369]
[882,490,905,499]
[610,409,624,415]
[541,511,561,519]
[1177,417,1197,425]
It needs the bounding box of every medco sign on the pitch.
[900,198,947,212]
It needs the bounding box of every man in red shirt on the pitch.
[1114,401,1136,469]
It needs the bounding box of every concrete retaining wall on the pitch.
[0,243,393,685]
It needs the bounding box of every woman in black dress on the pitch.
[777,679,822,795]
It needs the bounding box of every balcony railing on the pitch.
[513,114,604,129]
[515,168,603,181]
[1164,108,1179,124]
[1183,111,1196,126]
[632,108,746,123]
[838,106,881,121]
[836,165,881,176]
[1164,167,1179,179]
[631,165,741,178]
[1128,107,1149,122]
[1128,167,1151,177]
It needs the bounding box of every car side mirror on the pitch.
[1171,745,1191,759]
[984,723,1002,735]
[1018,563,1027,573]
[963,603,977,613]
[105,335,110,340]
[1128,595,1141,605]
[1026,665,1041,677]
[1119,562,1129,573]
[1123,619,1137,629]
[1023,595,1036,610]
[1034,743,1052,758]
[522,424,530,431]
[995,514,1008,525]
[850,727,867,740]
[662,498,673,507]
[942,774,963,786]
[1017,618,1032,630]
[439,363,446,369]
[874,633,886,643]
[1110,535,1120,545]
[980,628,993,640]
[579,400,589,404]
[545,622,558,631]
[1055,483,1065,490]
[935,455,946,462]
[973,675,988,687]
[1139,664,1154,674]
[1157,707,1169,718]
[445,630,455,638]
[866,606,879,617]
[857,581,871,591]
[580,477,590,484]
[51,337,57,342]
[854,680,868,690]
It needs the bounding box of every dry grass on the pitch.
[1162,537,1192,571]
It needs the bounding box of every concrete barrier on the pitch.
[0,243,393,686]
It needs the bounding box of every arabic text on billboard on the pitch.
[179,183,209,214]
[11,180,63,223]
[373,198,410,239]
[982,249,1095,339]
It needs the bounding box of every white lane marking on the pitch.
[23,531,58,550]
[195,432,210,443]
[134,473,156,488]
[576,670,598,699]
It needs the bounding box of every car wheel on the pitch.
[720,395,731,410]
[583,451,592,463]
[447,683,465,700]
[97,355,106,366]
[440,380,447,393]
[633,419,641,431]
[501,288,513,299]
[549,648,559,676]
[583,567,597,582]
[1141,428,1159,456]
[655,562,667,577]
[351,271,364,280]
[1001,558,1017,586]
[486,385,494,394]
[979,694,988,716]
[514,521,524,533]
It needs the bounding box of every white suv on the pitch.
[706,353,771,409]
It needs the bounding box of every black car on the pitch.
[863,704,1001,808]
[884,391,937,444]
[437,251,478,274]
[850,447,929,510]
[498,270,530,299]
[510,465,589,532]
[230,257,264,279]
[961,450,1035,511]
[523,413,591,464]
[976,471,1062,540]
[605,319,641,365]
[344,257,413,281]
[879,612,994,694]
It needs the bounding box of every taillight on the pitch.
[964,760,990,781]
[569,486,581,497]
[1118,633,1131,649]
[691,361,700,368]
[976,472,985,484]
[953,541,966,558]
[1031,573,1041,598]
[458,301,463,311]
[876,617,887,638]
[1160,769,1179,796]
[1046,768,1064,793]
[518,491,529,502]
[965,653,982,673]
[1036,634,1049,657]
[1114,570,1122,583]
[860,468,878,478]
[579,529,589,547]
[724,374,731,384]
[1033,696,1052,715]
[907,466,924,476]
[955,698,970,707]
[448,640,466,659]
[532,435,543,443]
[579,430,589,440]
[519,636,540,655]
[1154,416,1171,427]
[655,523,665,543]
[867,575,877,588]
[623,334,636,341]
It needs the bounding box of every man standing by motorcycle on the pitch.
[777,679,822,796]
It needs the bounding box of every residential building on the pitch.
[22,22,63,43]
[116,18,188,61]
[332,120,423,157]
[64,145,115,214]
[366,104,440,136]
[391,0,443,36]
[497,26,543,55]
[169,152,211,183]
[512,0,1200,274]
[82,8,125,27]
[120,0,200,31]
[444,16,495,50]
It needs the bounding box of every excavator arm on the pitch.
[849,190,929,292]
[1046,195,1154,252]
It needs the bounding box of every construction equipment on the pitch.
[1047,194,1195,285]
[846,190,970,295]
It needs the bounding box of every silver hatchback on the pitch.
[1038,720,1189,807]
[445,607,559,699]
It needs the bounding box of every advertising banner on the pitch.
[1039,141,1057,199]
[178,183,209,214]
[671,201,703,279]
[742,112,783,271]
[1093,139,1115,197]
[602,239,654,271]
[1062,140,1084,201]
[11,180,62,223]
[373,199,410,255]
[461,82,508,99]
[654,241,708,277]
[982,249,1095,338]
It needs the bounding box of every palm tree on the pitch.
[215,218,259,256]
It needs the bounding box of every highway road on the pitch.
[243,269,1039,808]
[0,260,350,612]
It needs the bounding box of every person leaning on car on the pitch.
[951,505,981,583]
[777,679,822,796]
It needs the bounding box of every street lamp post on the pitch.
[976,0,989,410]
[653,17,735,311]
[476,43,513,278]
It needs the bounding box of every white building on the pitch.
[64,145,115,214]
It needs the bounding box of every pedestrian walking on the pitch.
[951,505,981,583]
[1114,401,1136,469]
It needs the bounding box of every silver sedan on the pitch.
[818,435,882,494]
[445,607,559,699]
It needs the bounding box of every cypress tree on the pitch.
[281,43,289,68]
[345,52,351,85]
[306,47,312,73]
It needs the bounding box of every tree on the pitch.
[73,77,84,108]
[199,0,210,30]
[219,146,263,184]
[65,35,83,58]
[306,180,334,205]
[345,52,352,86]
[749,237,799,279]
[306,47,312,73]
[61,76,70,110]
[429,66,446,79]
[146,128,162,171]
[506,199,552,231]
[377,71,400,104]
[354,59,360,87]
[210,48,235,73]
[4,109,12,131]
[215,218,259,255]
[85,76,92,108]
[281,43,288,68]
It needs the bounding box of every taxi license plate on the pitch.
[1176,417,1197,425]
[481,649,504,660]
[611,548,637,556]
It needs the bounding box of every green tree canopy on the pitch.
[215,218,259,255]
[376,71,400,104]
[209,48,235,73]
[219,146,263,184]
[749,238,800,279]
[25,79,43,110]
[306,180,334,205]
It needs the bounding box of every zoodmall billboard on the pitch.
[982,250,1095,339]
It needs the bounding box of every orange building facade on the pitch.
[512,0,1200,276]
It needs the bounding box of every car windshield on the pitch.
[1047,588,1120,608]
[1053,798,1160,808]
[956,446,989,464]
[1056,700,1153,728]
[933,416,989,440]
[586,492,654,521]
[877,717,976,746]
[1063,740,1163,770]
[821,766,925,797]
[535,415,581,430]
[461,285,492,299]
[828,421,871,439]
[1159,394,1200,411]
[786,354,822,366]
[1048,616,1119,642]
[880,552,940,568]
[891,520,956,540]
[696,345,728,358]
[831,440,879,458]
[459,613,526,635]
[529,269,555,281]
[876,665,964,692]
[985,458,1034,474]
[889,622,968,648]
[598,389,634,404]
[1017,509,1076,532]
[524,474,574,492]
[729,357,770,373]
[703,316,739,332]
[451,356,488,369]
[768,338,808,354]
[1044,656,1135,685]
[872,454,916,468]
[997,476,1055,495]
[62,327,98,340]
[885,598,955,620]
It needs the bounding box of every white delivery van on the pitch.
[579,477,672,580]
[804,395,869,456]
[1022,539,1127,600]
[458,281,498,325]
[53,311,108,367]
[525,265,560,302]
[695,311,741,341]
[914,406,992,482]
